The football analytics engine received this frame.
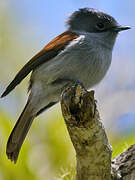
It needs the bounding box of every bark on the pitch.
[60,83,135,180]
[112,145,135,180]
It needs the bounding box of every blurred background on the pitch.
[0,0,135,179]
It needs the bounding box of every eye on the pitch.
[96,22,105,30]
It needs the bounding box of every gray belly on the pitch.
[31,33,112,96]
[75,53,112,89]
[32,47,112,92]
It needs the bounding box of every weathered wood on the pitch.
[60,83,112,180]
[60,83,135,180]
[112,145,135,180]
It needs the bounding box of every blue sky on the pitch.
[4,0,134,58]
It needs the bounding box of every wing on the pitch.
[1,31,79,98]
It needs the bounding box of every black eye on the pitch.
[96,22,105,30]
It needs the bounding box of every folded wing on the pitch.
[1,31,78,97]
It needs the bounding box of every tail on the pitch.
[6,98,57,163]
[6,99,35,163]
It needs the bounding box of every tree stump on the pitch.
[60,83,135,180]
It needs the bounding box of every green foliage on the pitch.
[0,108,135,180]
[0,107,76,180]
[112,135,135,158]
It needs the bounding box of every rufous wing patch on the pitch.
[1,31,79,97]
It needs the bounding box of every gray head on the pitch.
[67,8,130,34]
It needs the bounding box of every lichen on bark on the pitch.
[60,83,135,180]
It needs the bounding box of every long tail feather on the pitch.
[6,100,57,163]
[6,100,34,163]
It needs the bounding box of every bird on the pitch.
[1,8,130,163]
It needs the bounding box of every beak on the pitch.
[113,26,131,32]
